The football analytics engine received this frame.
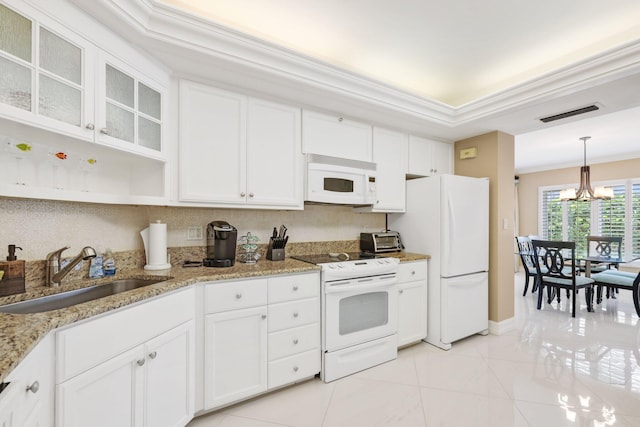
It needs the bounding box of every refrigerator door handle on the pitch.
[447,193,455,266]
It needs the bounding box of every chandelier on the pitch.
[559,136,613,201]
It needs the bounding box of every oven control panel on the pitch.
[321,257,399,281]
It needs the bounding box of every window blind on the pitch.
[632,183,640,259]
[567,200,590,258]
[598,184,626,255]
[541,189,563,240]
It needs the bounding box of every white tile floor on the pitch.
[188,272,640,426]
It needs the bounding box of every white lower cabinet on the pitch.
[397,261,428,347]
[0,333,54,427]
[201,272,320,411]
[267,273,320,390]
[55,288,195,427]
[203,306,268,409]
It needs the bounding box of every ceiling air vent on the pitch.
[539,104,600,123]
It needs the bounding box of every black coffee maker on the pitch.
[204,221,237,267]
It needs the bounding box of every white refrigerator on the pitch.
[388,174,489,350]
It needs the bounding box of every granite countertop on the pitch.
[0,252,429,383]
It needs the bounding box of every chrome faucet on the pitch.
[46,246,97,287]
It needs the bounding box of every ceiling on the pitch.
[75,0,640,173]
[156,0,640,173]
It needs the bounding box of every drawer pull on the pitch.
[137,358,145,367]
[293,285,299,291]
[236,293,242,299]
[293,338,299,345]
[293,311,299,318]
[26,381,39,394]
[261,314,267,320]
[411,270,416,275]
[399,289,404,294]
[293,366,299,372]
[148,351,157,359]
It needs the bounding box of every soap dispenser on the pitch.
[0,244,26,296]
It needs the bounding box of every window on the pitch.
[539,180,640,260]
[632,183,640,258]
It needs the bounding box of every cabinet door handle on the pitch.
[148,351,157,359]
[240,192,246,197]
[137,358,145,366]
[293,338,299,345]
[85,123,95,130]
[261,314,267,320]
[292,285,299,291]
[293,366,299,372]
[293,311,299,318]
[249,192,254,198]
[26,381,39,394]
[399,289,404,294]
[100,128,109,135]
[411,271,416,275]
[236,293,242,299]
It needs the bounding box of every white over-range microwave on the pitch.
[305,154,377,205]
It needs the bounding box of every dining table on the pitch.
[579,255,623,277]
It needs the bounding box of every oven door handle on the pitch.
[325,277,397,294]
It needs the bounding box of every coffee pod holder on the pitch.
[238,232,261,264]
[266,236,287,261]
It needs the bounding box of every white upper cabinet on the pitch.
[302,110,372,162]
[0,1,95,140]
[246,97,302,208]
[408,135,453,177]
[179,82,246,204]
[356,126,408,213]
[179,80,303,209]
[96,51,167,160]
[0,0,170,205]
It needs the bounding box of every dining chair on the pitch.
[531,239,595,317]
[515,236,539,296]
[586,235,623,299]
[586,235,623,272]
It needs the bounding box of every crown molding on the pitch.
[72,0,640,135]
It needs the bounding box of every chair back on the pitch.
[586,236,622,260]
[531,240,576,281]
[515,236,536,274]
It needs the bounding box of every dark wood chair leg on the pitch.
[537,282,544,309]
[522,275,530,296]
[596,285,603,304]
[571,287,577,317]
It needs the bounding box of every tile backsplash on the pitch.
[0,198,385,261]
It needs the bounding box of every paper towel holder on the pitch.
[140,220,171,270]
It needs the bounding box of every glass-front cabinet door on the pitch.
[0,2,94,138]
[98,52,164,157]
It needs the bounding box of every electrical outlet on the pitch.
[187,226,204,241]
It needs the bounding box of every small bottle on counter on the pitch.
[103,248,116,276]
[0,244,26,297]
[89,248,105,279]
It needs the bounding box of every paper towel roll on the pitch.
[140,221,171,270]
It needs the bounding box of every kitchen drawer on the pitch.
[268,297,319,332]
[268,323,320,361]
[268,349,320,389]
[56,287,194,383]
[268,273,319,303]
[205,278,268,314]
[398,260,428,283]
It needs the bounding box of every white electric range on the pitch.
[291,253,399,382]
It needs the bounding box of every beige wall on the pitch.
[518,158,640,236]
[0,198,385,261]
[454,131,515,323]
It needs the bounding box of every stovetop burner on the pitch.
[291,252,380,265]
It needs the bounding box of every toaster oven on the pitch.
[360,231,403,253]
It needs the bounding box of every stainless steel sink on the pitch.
[0,278,167,314]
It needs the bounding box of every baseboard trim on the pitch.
[488,317,516,335]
